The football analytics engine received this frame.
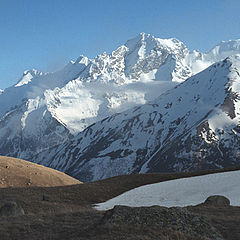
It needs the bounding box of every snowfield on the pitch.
[95,170,240,210]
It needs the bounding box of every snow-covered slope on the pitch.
[0,62,87,159]
[95,170,240,210]
[0,33,190,159]
[1,33,240,165]
[33,55,240,182]
[186,39,240,75]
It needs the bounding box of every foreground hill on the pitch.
[0,168,239,239]
[0,156,81,187]
[34,55,240,182]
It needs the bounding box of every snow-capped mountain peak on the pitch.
[186,39,240,75]
[123,33,190,82]
[15,69,43,87]
[1,33,240,175]
[31,56,240,182]
[210,39,240,57]
[74,55,89,65]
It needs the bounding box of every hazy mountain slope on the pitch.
[33,56,240,182]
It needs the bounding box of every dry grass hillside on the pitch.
[0,156,81,187]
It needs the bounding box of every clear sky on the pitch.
[0,0,240,89]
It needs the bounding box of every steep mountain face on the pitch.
[42,33,194,133]
[0,104,70,159]
[0,33,240,163]
[0,33,187,159]
[33,56,240,182]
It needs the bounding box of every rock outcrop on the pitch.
[102,205,223,240]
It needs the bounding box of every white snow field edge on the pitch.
[95,170,240,211]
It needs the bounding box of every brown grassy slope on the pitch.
[0,156,81,187]
[0,167,239,239]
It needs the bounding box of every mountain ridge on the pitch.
[0,33,240,178]
[32,55,240,182]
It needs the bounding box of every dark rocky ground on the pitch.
[0,167,240,240]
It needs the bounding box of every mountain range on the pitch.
[0,33,240,181]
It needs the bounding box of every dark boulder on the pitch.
[204,195,230,207]
[42,194,51,201]
[0,201,25,217]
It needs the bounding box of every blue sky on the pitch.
[0,0,239,89]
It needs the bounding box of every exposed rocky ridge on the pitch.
[1,34,240,161]
[102,205,223,240]
[33,56,240,182]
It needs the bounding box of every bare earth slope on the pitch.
[0,156,81,187]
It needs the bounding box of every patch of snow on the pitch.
[95,170,240,210]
